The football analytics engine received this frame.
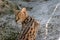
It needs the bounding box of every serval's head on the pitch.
[14,8,28,23]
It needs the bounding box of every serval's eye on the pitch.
[23,11,25,14]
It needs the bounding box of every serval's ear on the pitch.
[21,8,28,17]
[13,9,20,14]
[21,8,26,13]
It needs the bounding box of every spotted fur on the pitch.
[15,8,39,40]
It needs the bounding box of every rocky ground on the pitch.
[0,0,60,40]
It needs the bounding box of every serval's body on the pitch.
[15,8,39,40]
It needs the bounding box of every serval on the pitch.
[14,8,39,40]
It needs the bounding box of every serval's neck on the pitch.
[22,16,34,26]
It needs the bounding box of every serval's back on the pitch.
[15,8,39,40]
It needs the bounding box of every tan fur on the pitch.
[14,8,28,23]
[15,8,39,40]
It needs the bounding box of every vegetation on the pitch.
[0,0,20,40]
